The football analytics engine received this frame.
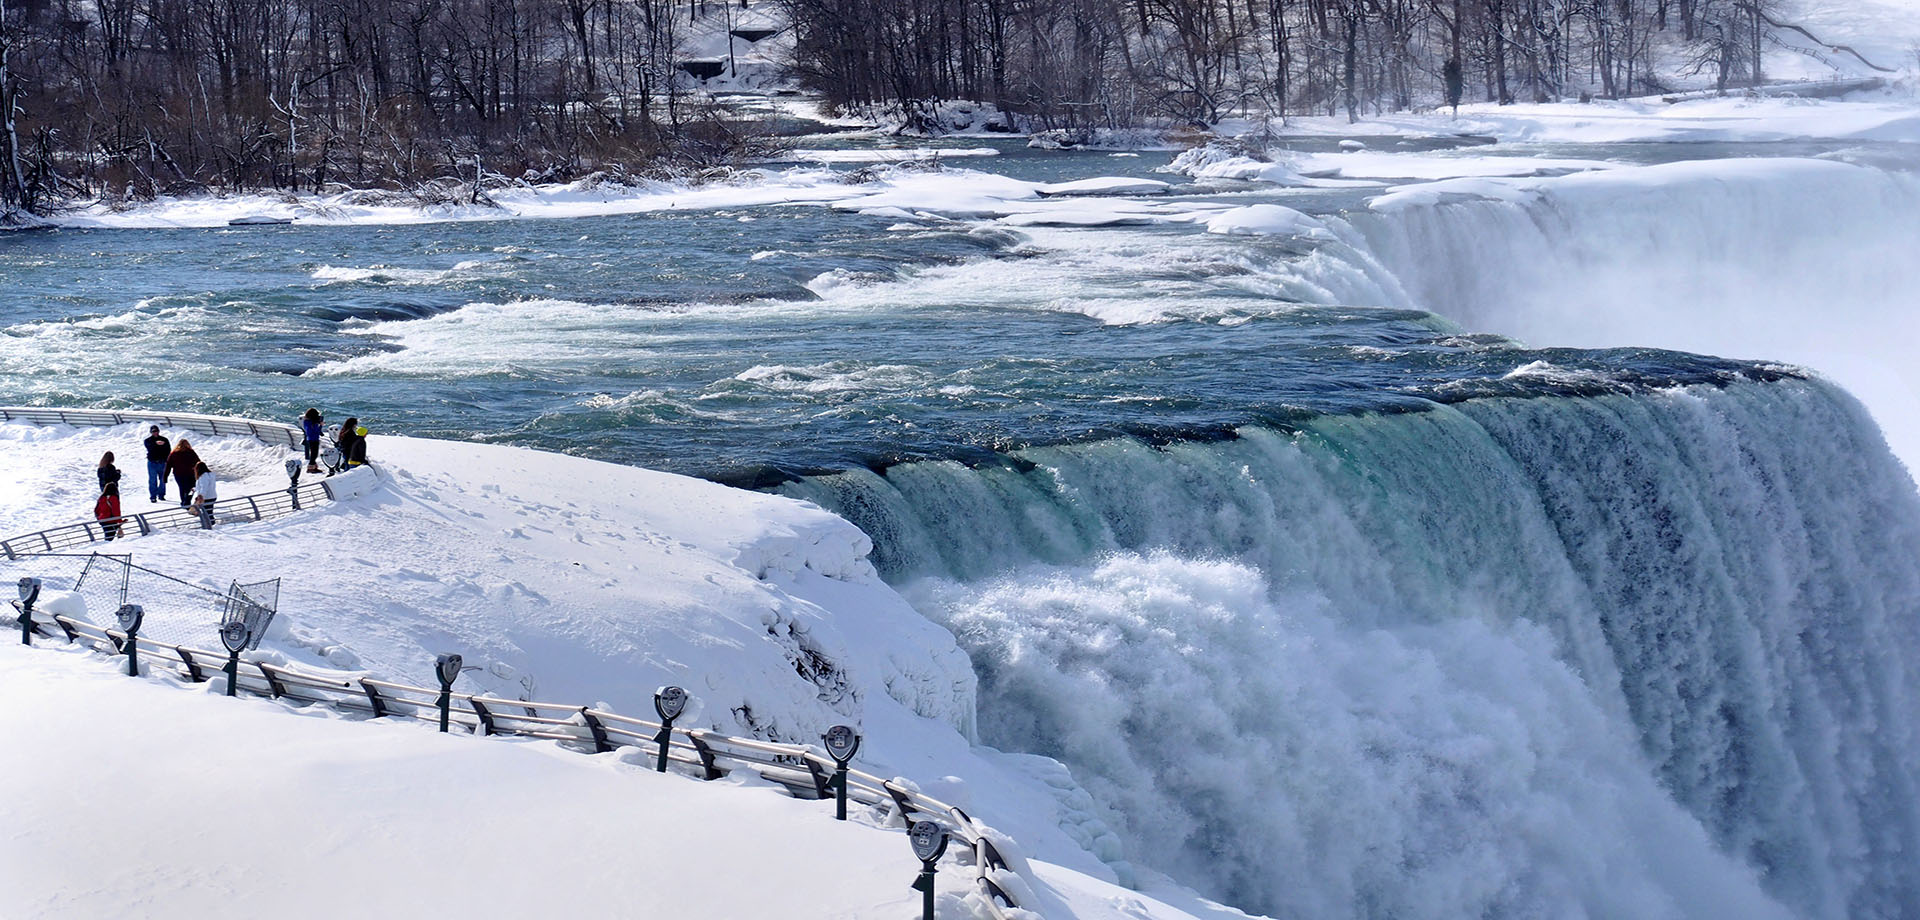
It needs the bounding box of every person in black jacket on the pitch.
[143,425,170,502]
[335,417,360,471]
[166,438,201,509]
[96,451,121,494]
[95,452,124,540]
[346,425,369,467]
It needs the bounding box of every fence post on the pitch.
[580,709,613,753]
[362,679,388,718]
[469,698,496,736]
[14,577,41,645]
[434,654,462,732]
[823,725,861,821]
[177,647,204,682]
[116,604,144,676]
[687,733,722,780]
[652,686,688,772]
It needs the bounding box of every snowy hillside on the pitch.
[0,418,1253,920]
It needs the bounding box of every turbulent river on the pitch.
[4,135,1919,919]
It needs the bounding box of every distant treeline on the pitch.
[0,0,1834,212]
[0,0,765,209]
[787,0,1792,131]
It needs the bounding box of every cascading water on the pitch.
[781,378,1920,919]
[1334,156,1920,471]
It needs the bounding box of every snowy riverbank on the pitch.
[29,86,1918,233]
[0,417,1257,920]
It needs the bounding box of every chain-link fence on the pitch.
[3,552,276,649]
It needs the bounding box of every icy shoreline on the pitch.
[29,87,1917,232]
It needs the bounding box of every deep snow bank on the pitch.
[0,642,1221,920]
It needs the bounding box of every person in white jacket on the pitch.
[191,461,218,529]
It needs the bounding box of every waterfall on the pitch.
[782,378,1920,919]
[1338,156,1920,471]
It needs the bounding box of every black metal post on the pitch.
[653,686,689,773]
[832,764,850,819]
[218,619,251,697]
[652,718,678,772]
[117,605,144,677]
[224,648,242,696]
[822,725,860,820]
[434,654,462,733]
[15,577,40,646]
[907,821,948,920]
[913,864,937,920]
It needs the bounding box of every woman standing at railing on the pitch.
[191,461,219,529]
[166,438,202,509]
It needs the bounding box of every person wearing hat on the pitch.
[142,425,171,503]
[335,417,360,471]
[346,424,369,467]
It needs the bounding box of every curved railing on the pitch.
[1,480,336,558]
[0,407,349,558]
[0,405,305,448]
[21,609,1028,918]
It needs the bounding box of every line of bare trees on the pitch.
[0,0,1870,216]
[782,0,1802,131]
[0,0,770,211]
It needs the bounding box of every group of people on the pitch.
[92,428,218,536]
[89,408,371,537]
[303,408,370,474]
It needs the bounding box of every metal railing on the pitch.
[1,480,335,558]
[0,406,305,450]
[0,406,344,558]
[22,615,1027,918]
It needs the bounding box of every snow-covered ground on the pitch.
[0,422,292,524]
[0,419,1257,920]
[0,638,1231,920]
[1220,87,1920,144]
[1772,0,1920,80]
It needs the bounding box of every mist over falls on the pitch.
[786,378,1920,918]
[1339,157,1920,472]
